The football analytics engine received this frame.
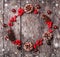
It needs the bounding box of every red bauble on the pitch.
[34,9,38,14]
[10,15,17,22]
[46,21,53,28]
[47,10,52,15]
[18,8,24,16]
[11,9,16,13]
[8,22,13,27]
[49,29,53,33]
[3,23,8,27]
[12,40,21,46]
[33,44,37,49]
[53,25,58,29]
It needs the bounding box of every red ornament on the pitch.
[36,40,40,46]
[11,9,16,13]
[5,36,9,40]
[47,10,52,15]
[18,8,24,16]
[8,22,13,27]
[39,39,43,46]
[33,44,37,49]
[46,21,53,28]
[3,23,8,27]
[49,29,53,33]
[34,9,38,14]
[12,40,21,46]
[10,15,17,22]
[53,25,58,29]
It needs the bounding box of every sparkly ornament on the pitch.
[15,52,18,54]
[23,42,33,51]
[24,4,33,13]
[2,49,5,51]
[54,43,59,48]
[43,32,53,41]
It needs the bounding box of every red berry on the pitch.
[46,21,53,28]
[18,8,24,16]
[3,23,8,27]
[10,16,17,22]
[8,22,13,27]
[49,29,53,33]
[34,9,38,14]
[33,44,37,49]
[53,25,58,29]
[39,39,43,46]
[36,40,40,46]
[13,40,21,46]
[47,10,52,15]
[11,9,16,13]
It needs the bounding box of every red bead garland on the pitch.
[6,5,58,51]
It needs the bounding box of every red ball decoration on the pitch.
[18,8,24,16]
[47,10,52,15]
[49,29,53,33]
[34,9,38,14]
[3,23,8,27]
[10,15,17,22]
[35,40,40,45]
[33,44,37,49]
[38,39,43,46]
[8,22,13,27]
[46,21,53,28]
[11,9,16,13]
[12,40,21,46]
[53,25,58,29]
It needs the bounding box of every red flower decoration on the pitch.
[18,8,24,16]
[34,9,38,14]
[46,21,53,28]
[12,40,21,46]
